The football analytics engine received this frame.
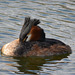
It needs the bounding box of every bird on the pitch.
[1,17,72,56]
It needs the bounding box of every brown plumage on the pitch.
[1,17,72,56]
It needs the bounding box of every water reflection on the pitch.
[2,54,69,74]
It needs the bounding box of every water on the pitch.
[0,0,75,75]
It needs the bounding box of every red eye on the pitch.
[26,36,28,39]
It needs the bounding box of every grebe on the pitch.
[1,17,72,56]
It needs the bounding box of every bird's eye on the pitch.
[26,36,28,39]
[23,36,28,42]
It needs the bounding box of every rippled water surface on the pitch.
[0,0,75,75]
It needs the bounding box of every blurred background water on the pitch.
[0,0,75,75]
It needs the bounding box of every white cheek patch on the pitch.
[26,34,31,41]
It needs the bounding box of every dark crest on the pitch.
[19,17,40,42]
